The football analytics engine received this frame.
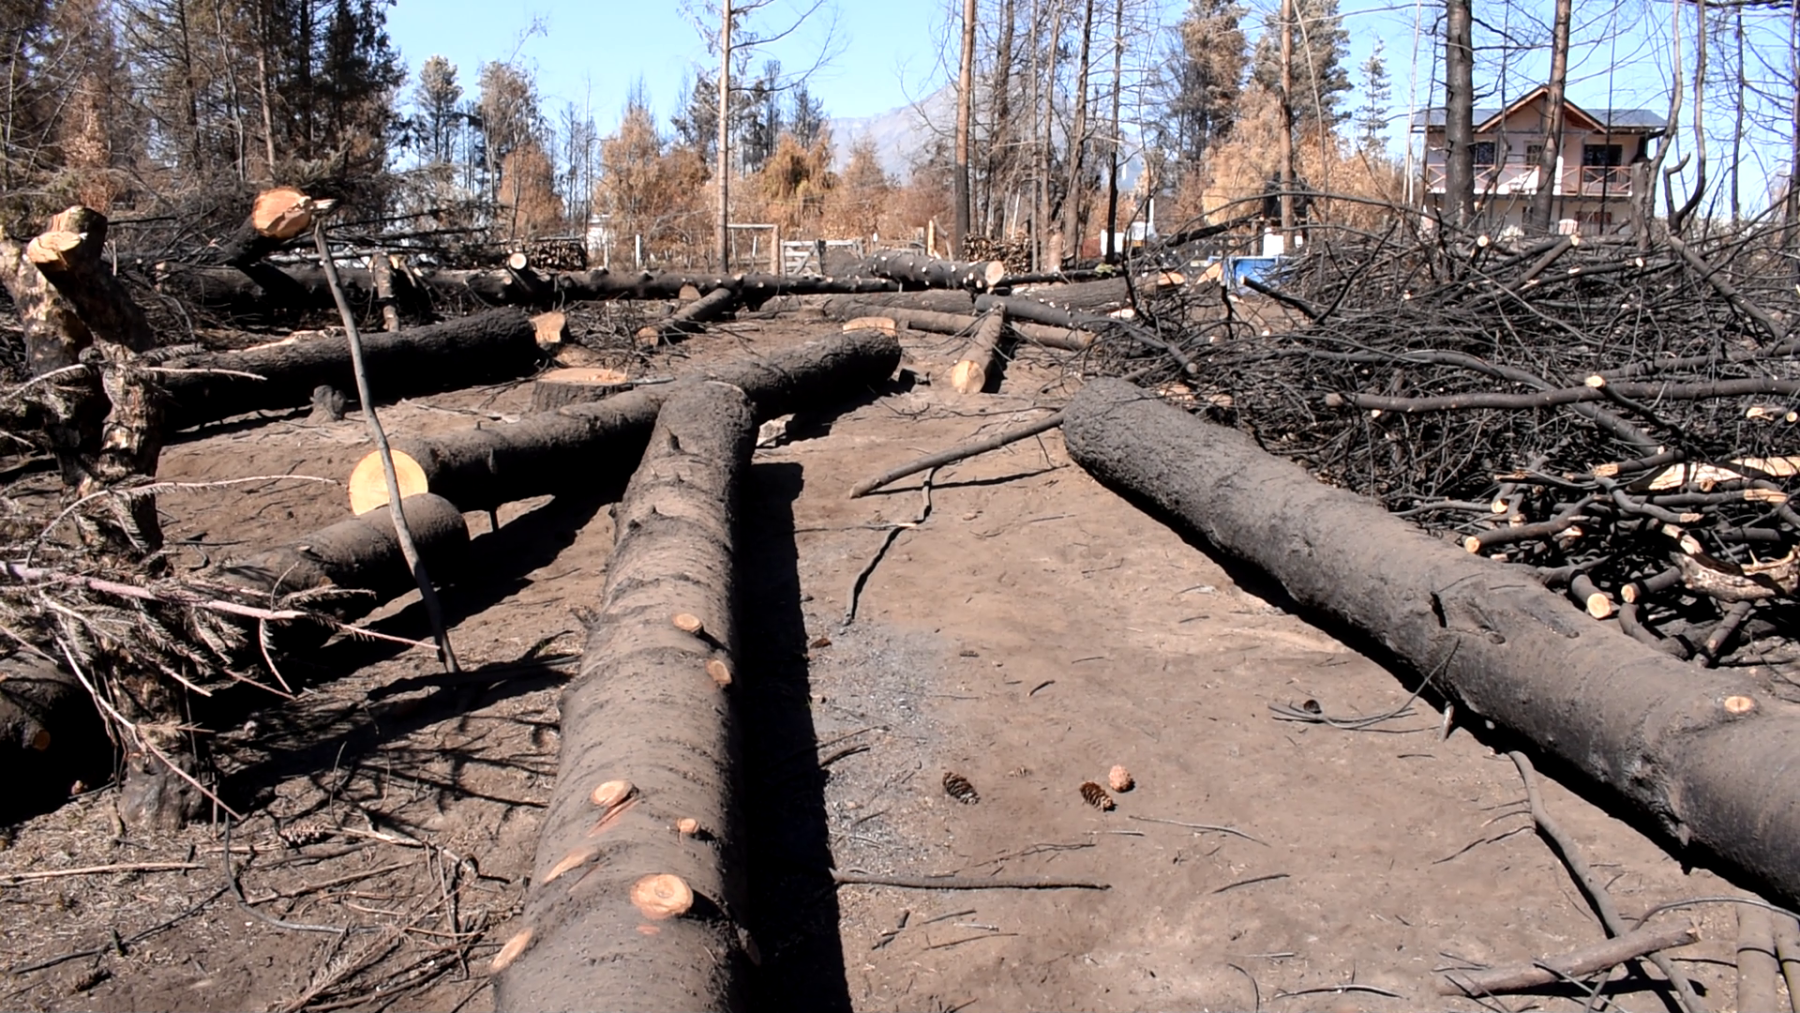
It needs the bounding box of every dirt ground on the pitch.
[0,306,1777,1012]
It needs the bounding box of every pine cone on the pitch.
[942,771,980,804]
[1080,781,1116,811]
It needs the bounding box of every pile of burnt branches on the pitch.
[1100,218,1800,668]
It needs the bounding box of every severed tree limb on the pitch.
[1666,235,1785,345]
[635,286,738,346]
[1737,903,1781,1013]
[1509,751,1706,1013]
[313,222,460,674]
[1436,921,1698,996]
[1330,376,1800,413]
[831,870,1108,891]
[849,410,1064,498]
[949,306,1006,394]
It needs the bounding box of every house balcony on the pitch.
[1422,162,1635,198]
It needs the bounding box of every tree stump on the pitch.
[531,367,633,412]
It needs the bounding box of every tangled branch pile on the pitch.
[1113,221,1800,668]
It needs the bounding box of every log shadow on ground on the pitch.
[737,460,852,1013]
[211,484,616,807]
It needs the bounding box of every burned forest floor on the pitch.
[0,304,1771,1012]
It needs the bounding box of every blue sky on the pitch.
[384,0,950,126]
[382,0,1793,206]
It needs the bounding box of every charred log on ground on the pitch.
[350,328,900,513]
[1063,377,1800,908]
[159,307,542,431]
[495,382,755,1010]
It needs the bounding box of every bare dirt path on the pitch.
[0,312,1759,1011]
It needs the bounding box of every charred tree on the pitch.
[1442,0,1477,225]
[1527,0,1573,232]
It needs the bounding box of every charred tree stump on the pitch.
[1063,378,1800,909]
[350,328,900,513]
[158,307,541,431]
[0,239,92,372]
[636,287,739,346]
[863,249,1007,291]
[28,206,155,353]
[530,368,633,413]
[950,307,1007,394]
[495,382,755,1011]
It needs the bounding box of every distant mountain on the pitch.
[826,85,955,179]
[826,84,1146,191]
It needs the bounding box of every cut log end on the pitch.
[672,613,705,635]
[842,316,898,335]
[250,187,322,240]
[25,230,85,273]
[630,873,694,920]
[949,360,988,395]
[1724,694,1757,716]
[491,928,534,972]
[1585,593,1616,619]
[531,311,568,349]
[675,817,702,836]
[347,449,430,516]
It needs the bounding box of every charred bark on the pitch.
[822,298,1094,351]
[635,288,739,346]
[1064,378,1800,908]
[357,329,901,513]
[863,250,1007,292]
[495,382,755,1011]
[158,307,541,431]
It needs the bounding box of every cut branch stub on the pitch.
[630,874,694,920]
[591,779,636,809]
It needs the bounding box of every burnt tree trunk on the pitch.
[1063,378,1800,909]
[822,298,1094,351]
[158,307,541,431]
[150,263,902,317]
[1443,0,1477,226]
[208,187,330,268]
[495,381,755,1011]
[215,493,469,626]
[863,250,1007,292]
[357,329,901,513]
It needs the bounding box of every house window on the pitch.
[1583,144,1623,167]
[1471,141,1497,166]
[1526,143,1544,165]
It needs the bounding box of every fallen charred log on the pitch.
[150,261,902,316]
[158,307,543,431]
[635,287,739,346]
[350,328,901,512]
[862,250,1007,291]
[1063,377,1800,908]
[821,297,1095,351]
[213,493,469,643]
[495,382,755,1010]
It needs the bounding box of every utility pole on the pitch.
[717,2,732,272]
[1278,0,1295,244]
[1528,0,1571,232]
[954,0,977,256]
[1102,0,1123,264]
